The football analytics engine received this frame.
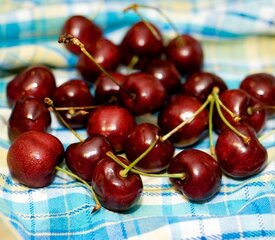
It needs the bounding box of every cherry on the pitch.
[119,72,167,115]
[166,35,204,76]
[146,59,181,94]
[94,72,126,104]
[182,71,228,102]
[6,65,56,106]
[124,123,175,173]
[91,156,143,212]
[86,105,136,152]
[7,131,64,188]
[119,21,163,69]
[52,79,94,129]
[215,124,267,178]
[168,149,222,202]
[213,89,267,134]
[240,73,275,116]
[158,94,209,147]
[8,97,51,142]
[77,38,121,83]
[65,134,113,182]
[61,15,102,55]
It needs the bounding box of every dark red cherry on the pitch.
[146,59,181,94]
[158,94,208,147]
[182,71,227,102]
[6,65,56,106]
[166,35,203,76]
[240,73,275,116]
[168,149,222,202]
[91,156,143,212]
[213,89,267,134]
[119,72,166,115]
[65,134,113,182]
[8,97,51,142]
[77,38,121,83]
[94,72,126,104]
[124,123,175,173]
[52,79,94,129]
[86,105,136,152]
[120,21,163,69]
[61,15,102,55]
[215,124,267,178]
[7,131,64,188]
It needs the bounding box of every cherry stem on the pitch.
[217,97,241,122]
[258,128,275,142]
[106,151,186,180]
[126,3,181,37]
[123,4,162,41]
[127,55,139,69]
[208,98,216,156]
[119,136,159,177]
[54,105,99,111]
[44,97,84,142]
[55,166,101,213]
[212,87,250,144]
[58,34,132,97]
[161,94,213,142]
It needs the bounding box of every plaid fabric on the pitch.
[0,0,275,239]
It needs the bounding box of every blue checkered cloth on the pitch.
[0,0,275,239]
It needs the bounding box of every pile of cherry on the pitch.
[5,5,275,213]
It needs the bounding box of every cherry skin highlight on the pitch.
[7,131,64,188]
[168,149,222,202]
[91,156,143,212]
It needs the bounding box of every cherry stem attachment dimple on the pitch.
[212,87,250,144]
[123,4,162,41]
[55,166,101,213]
[44,97,84,142]
[160,94,213,142]
[58,34,132,97]
[119,136,159,177]
[106,151,186,180]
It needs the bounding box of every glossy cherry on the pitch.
[166,34,203,76]
[6,65,56,106]
[65,134,113,182]
[77,38,121,83]
[168,149,222,202]
[91,156,143,212]
[240,73,275,116]
[120,21,163,69]
[119,72,166,115]
[86,105,136,152]
[52,79,94,129]
[124,123,175,173]
[8,96,51,142]
[213,89,267,134]
[7,131,64,188]
[94,72,126,104]
[215,124,267,178]
[61,15,102,55]
[146,59,181,94]
[158,94,209,147]
[182,71,227,102]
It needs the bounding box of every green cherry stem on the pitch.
[44,97,84,142]
[58,34,132,97]
[208,97,215,156]
[216,97,241,122]
[212,87,250,144]
[258,129,275,142]
[160,94,213,142]
[55,166,101,212]
[106,151,186,180]
[119,136,159,177]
